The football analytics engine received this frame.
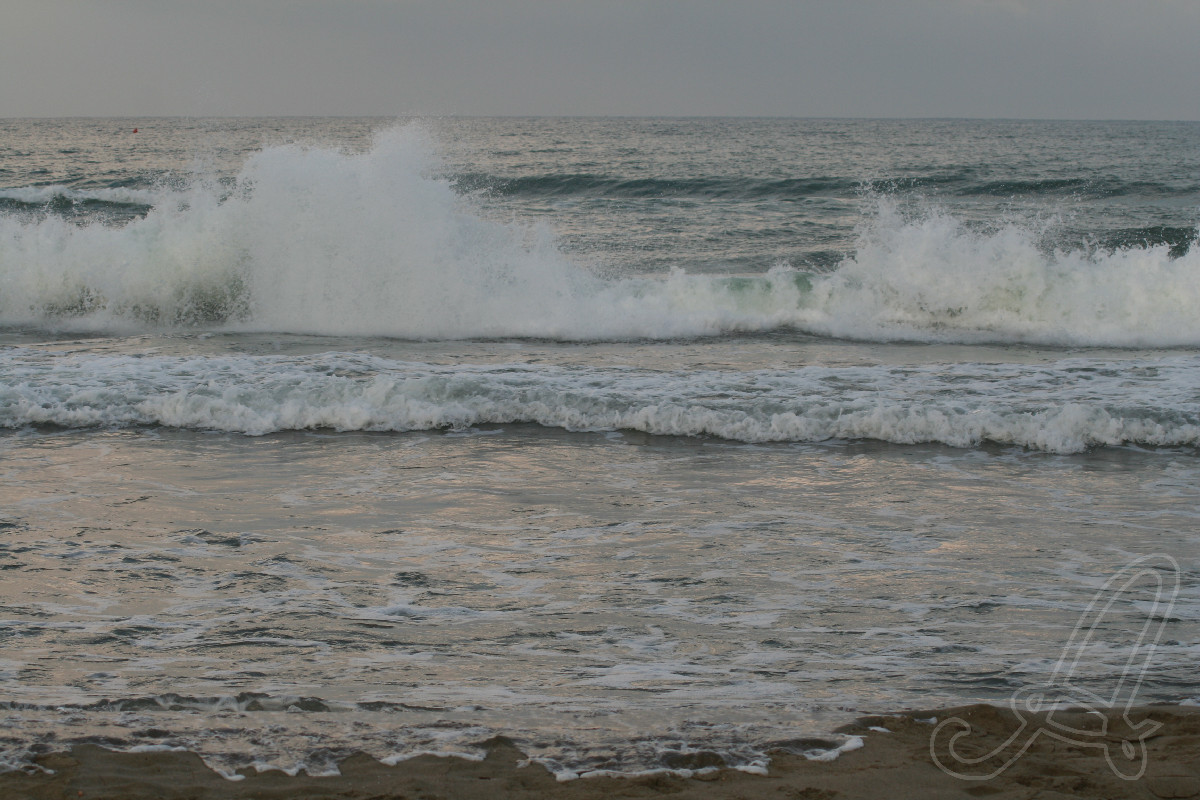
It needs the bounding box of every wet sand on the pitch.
[4,704,1200,799]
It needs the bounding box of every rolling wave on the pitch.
[3,351,1198,453]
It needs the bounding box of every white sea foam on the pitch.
[1,124,1198,345]
[3,350,1198,452]
[803,201,1200,346]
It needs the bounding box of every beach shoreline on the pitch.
[4,703,1199,800]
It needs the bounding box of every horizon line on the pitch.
[3,113,1199,124]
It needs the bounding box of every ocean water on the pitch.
[1,117,1199,779]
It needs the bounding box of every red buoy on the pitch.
[133,128,138,134]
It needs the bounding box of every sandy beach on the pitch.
[4,704,1199,800]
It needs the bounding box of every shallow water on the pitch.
[3,415,1198,776]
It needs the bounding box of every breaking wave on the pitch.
[1,124,1198,345]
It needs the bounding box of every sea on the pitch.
[1,116,1198,780]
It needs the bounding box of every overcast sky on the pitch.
[3,0,1199,119]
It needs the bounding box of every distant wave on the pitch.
[1,124,1199,345]
[3,350,1199,453]
[957,177,1197,198]
[0,185,160,206]
[451,173,862,200]
[0,185,156,223]
[453,172,1200,202]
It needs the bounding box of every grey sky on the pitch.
[3,0,1199,119]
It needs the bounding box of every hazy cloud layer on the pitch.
[3,0,1198,118]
